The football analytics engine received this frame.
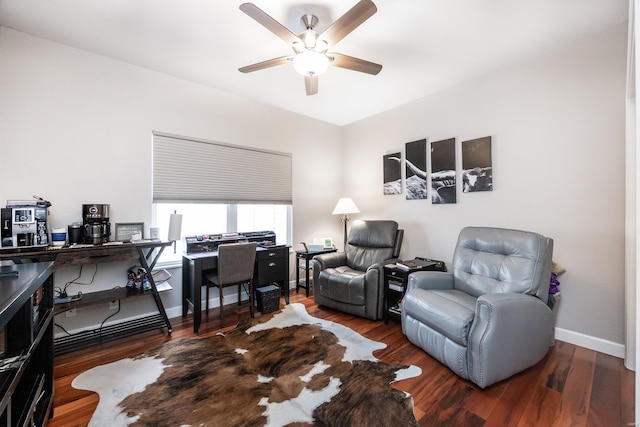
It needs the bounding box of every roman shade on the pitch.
[152,132,292,204]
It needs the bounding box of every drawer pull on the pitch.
[269,262,276,267]
[268,252,276,257]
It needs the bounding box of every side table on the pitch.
[295,248,338,297]
[384,258,447,324]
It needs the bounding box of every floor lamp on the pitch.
[332,198,360,250]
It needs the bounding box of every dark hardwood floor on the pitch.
[50,293,635,427]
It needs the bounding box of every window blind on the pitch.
[152,132,292,204]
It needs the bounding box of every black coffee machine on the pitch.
[83,204,110,244]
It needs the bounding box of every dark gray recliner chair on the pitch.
[312,220,403,320]
[401,226,554,389]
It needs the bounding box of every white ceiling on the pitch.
[0,0,629,126]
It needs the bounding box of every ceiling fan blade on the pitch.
[304,75,318,96]
[239,3,301,45]
[320,0,377,47]
[239,56,291,73]
[328,53,382,75]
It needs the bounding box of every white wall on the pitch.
[342,24,628,356]
[0,23,631,357]
[0,27,345,329]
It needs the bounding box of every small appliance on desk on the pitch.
[305,237,334,252]
[82,204,111,244]
[185,230,276,253]
[0,196,50,250]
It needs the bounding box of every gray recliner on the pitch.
[401,226,554,389]
[312,220,403,320]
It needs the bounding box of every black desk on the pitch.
[295,248,337,297]
[182,245,290,332]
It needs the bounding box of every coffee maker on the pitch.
[1,198,50,249]
[82,204,111,244]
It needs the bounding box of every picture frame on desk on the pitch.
[115,222,144,242]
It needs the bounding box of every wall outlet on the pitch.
[65,308,76,317]
[109,301,119,310]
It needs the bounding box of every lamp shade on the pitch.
[332,198,360,215]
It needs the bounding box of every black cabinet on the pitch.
[0,262,55,427]
[254,246,290,304]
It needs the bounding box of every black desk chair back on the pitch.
[204,242,257,327]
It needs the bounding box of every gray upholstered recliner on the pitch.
[401,226,554,389]
[312,220,403,320]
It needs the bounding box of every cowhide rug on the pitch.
[72,303,421,427]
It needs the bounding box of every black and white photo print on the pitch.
[462,136,493,192]
[405,139,427,200]
[431,138,456,204]
[383,152,402,195]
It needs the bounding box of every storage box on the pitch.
[256,284,280,314]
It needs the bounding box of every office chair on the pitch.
[204,242,257,327]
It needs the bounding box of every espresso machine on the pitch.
[1,197,50,249]
[83,204,111,244]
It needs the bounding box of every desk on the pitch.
[0,241,173,353]
[182,245,289,332]
[295,248,337,297]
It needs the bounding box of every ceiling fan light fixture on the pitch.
[293,50,329,76]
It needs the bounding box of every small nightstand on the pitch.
[383,258,446,324]
[295,248,338,297]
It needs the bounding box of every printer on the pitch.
[185,230,276,253]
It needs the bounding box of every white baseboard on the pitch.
[554,327,626,359]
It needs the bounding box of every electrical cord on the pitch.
[55,264,99,299]
[98,301,121,341]
[54,283,127,337]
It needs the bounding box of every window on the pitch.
[152,132,293,265]
[153,203,291,264]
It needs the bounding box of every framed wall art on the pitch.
[115,222,145,242]
[405,139,427,200]
[462,136,493,192]
[383,152,402,195]
[430,138,457,204]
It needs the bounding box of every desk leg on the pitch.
[249,279,254,318]
[284,256,290,304]
[295,255,301,294]
[305,257,311,298]
[136,247,172,335]
[182,256,190,318]
[191,259,202,333]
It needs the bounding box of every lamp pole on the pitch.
[341,214,349,249]
[332,198,359,251]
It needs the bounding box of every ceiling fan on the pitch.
[238,1,382,96]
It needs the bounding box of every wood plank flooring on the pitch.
[49,294,635,427]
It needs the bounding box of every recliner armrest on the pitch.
[407,271,454,292]
[311,252,347,271]
[368,258,399,272]
[468,293,553,388]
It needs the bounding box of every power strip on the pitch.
[54,294,83,305]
